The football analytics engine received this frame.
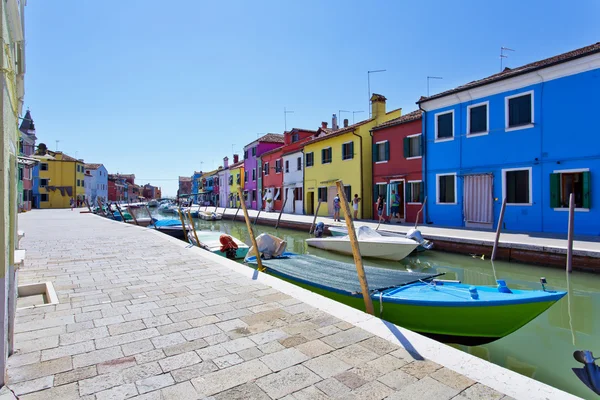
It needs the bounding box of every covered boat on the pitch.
[189,231,249,260]
[148,219,193,240]
[245,252,566,345]
[198,210,222,221]
[328,226,433,252]
[306,226,419,261]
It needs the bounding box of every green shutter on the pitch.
[385,141,390,161]
[321,149,325,164]
[417,136,423,156]
[372,144,378,162]
[405,183,412,203]
[583,171,591,209]
[350,142,354,159]
[549,173,560,208]
[419,182,424,203]
[373,185,378,207]
[403,137,410,158]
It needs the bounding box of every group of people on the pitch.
[331,192,362,222]
[330,189,402,224]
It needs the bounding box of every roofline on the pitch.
[371,114,422,132]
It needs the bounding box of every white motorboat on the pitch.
[306,226,419,261]
[328,226,433,252]
[199,210,222,221]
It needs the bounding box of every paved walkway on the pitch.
[8,210,576,399]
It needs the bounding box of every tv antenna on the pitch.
[500,47,515,71]
[284,107,294,132]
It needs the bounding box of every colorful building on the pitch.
[303,95,401,219]
[371,110,423,223]
[218,157,230,208]
[84,163,108,206]
[143,183,161,199]
[243,133,284,209]
[278,128,316,214]
[228,156,244,207]
[33,151,85,208]
[260,147,284,212]
[418,42,600,235]
[18,110,37,211]
[178,176,192,199]
[191,171,203,203]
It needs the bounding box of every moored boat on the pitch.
[148,219,193,240]
[147,199,159,207]
[198,210,222,221]
[328,226,433,252]
[245,252,566,345]
[189,231,249,260]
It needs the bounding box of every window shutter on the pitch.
[373,185,378,207]
[419,182,424,203]
[403,137,410,158]
[583,171,591,209]
[321,149,325,164]
[349,142,354,158]
[385,141,390,160]
[549,173,560,208]
[417,136,423,156]
[372,144,378,162]
[405,183,412,203]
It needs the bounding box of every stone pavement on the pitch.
[7,209,566,399]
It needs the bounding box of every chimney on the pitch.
[223,156,229,168]
[371,94,387,120]
[233,154,239,163]
[343,119,349,128]
[321,122,328,129]
[332,114,338,130]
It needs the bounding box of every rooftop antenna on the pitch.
[284,107,294,132]
[339,110,350,126]
[352,110,364,124]
[500,47,515,71]
[427,76,443,97]
[367,69,386,117]
[55,140,60,151]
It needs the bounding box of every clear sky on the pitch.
[24,0,599,196]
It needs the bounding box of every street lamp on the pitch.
[368,69,386,117]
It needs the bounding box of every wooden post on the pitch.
[114,203,127,223]
[145,205,157,229]
[414,196,427,229]
[253,209,262,226]
[85,199,92,212]
[234,205,241,221]
[129,206,140,225]
[336,181,374,315]
[567,192,575,273]
[309,201,322,234]
[491,197,507,261]
[275,195,288,230]
[187,208,201,247]
[177,208,189,242]
[237,187,264,272]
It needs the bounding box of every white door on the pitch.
[464,174,493,227]
[284,187,294,213]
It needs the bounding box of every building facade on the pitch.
[228,159,244,208]
[18,110,36,211]
[371,110,423,223]
[84,163,108,206]
[279,128,316,214]
[34,151,85,208]
[191,171,203,203]
[143,183,161,199]
[303,96,401,219]
[108,175,126,202]
[419,42,600,235]
[260,148,284,212]
[178,176,192,199]
[218,157,230,208]
[243,133,284,209]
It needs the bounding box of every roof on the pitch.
[418,42,600,104]
[84,163,103,170]
[260,146,285,158]
[229,161,244,169]
[19,110,36,134]
[179,176,192,182]
[371,110,422,131]
[252,133,284,144]
[48,151,82,163]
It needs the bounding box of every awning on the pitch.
[18,156,39,166]
[46,186,73,197]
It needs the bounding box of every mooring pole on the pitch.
[253,208,262,226]
[491,197,507,261]
[275,195,288,230]
[115,203,127,223]
[567,193,575,273]
[309,201,322,234]
[237,187,264,272]
[177,208,189,242]
[336,180,374,315]
[414,196,427,229]
[187,208,201,247]
[129,206,140,225]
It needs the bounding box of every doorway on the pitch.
[306,191,314,215]
[463,174,493,229]
[387,180,405,220]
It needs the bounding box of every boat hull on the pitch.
[328,227,429,252]
[192,232,249,260]
[305,237,417,261]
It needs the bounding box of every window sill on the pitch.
[342,158,354,162]
[375,161,388,164]
[406,156,422,160]
[436,202,457,205]
[435,137,454,143]
[407,202,423,205]
[553,208,589,212]
[467,131,488,138]
[505,124,534,132]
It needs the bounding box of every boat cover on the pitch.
[249,253,441,295]
[153,219,184,227]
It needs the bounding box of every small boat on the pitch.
[306,226,419,261]
[125,217,156,227]
[189,230,249,260]
[245,251,566,345]
[113,211,133,221]
[148,219,193,240]
[147,200,159,207]
[328,226,433,252]
[198,210,222,221]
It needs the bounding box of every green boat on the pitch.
[245,252,566,346]
[190,230,249,260]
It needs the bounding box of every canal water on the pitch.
[144,209,599,399]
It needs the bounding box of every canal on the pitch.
[144,209,599,399]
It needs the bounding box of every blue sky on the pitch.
[24,0,599,196]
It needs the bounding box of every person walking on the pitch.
[352,194,361,220]
[390,189,400,222]
[333,193,341,222]
[376,194,386,224]
[70,197,75,211]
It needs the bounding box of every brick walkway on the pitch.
[8,210,526,399]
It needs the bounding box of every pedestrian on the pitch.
[333,193,341,222]
[70,197,75,211]
[352,194,361,220]
[376,194,386,224]
[391,190,400,222]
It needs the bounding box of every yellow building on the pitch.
[303,94,401,219]
[228,161,244,207]
[35,151,85,208]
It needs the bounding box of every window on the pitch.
[435,111,454,140]
[373,141,389,162]
[274,159,282,173]
[252,190,256,201]
[244,150,248,159]
[77,179,81,187]
[506,92,533,129]
[18,168,23,180]
[437,174,456,204]
[40,178,49,187]
[468,102,488,135]
[252,169,256,181]
[252,147,256,156]
[407,181,423,203]
[321,147,332,164]
[306,152,314,167]
[342,142,354,160]
[41,163,48,171]
[294,187,303,201]
[41,194,48,202]
[550,171,590,209]
[403,135,422,158]
[318,187,328,202]
[263,162,269,176]
[297,157,302,171]
[503,168,531,205]
[343,185,351,201]
[244,171,248,182]
[285,160,289,173]
[292,133,299,143]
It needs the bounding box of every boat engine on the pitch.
[405,228,434,250]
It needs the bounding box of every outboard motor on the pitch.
[405,228,434,250]
[314,222,325,238]
[573,350,600,395]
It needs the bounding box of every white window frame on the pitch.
[434,110,454,143]
[297,156,302,171]
[341,141,353,161]
[406,134,423,160]
[552,168,590,212]
[466,101,489,137]
[317,186,328,202]
[436,173,457,205]
[407,180,423,205]
[502,167,532,206]
[375,140,388,164]
[505,90,534,132]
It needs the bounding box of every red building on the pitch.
[108,176,125,202]
[371,110,424,223]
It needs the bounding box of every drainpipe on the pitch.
[352,130,363,218]
[417,104,430,224]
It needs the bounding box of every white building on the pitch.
[282,149,304,214]
[218,157,230,208]
[84,164,108,206]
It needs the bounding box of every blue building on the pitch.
[418,42,600,235]
[191,171,203,203]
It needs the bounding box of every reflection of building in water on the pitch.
[506,356,537,379]
[548,290,596,335]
